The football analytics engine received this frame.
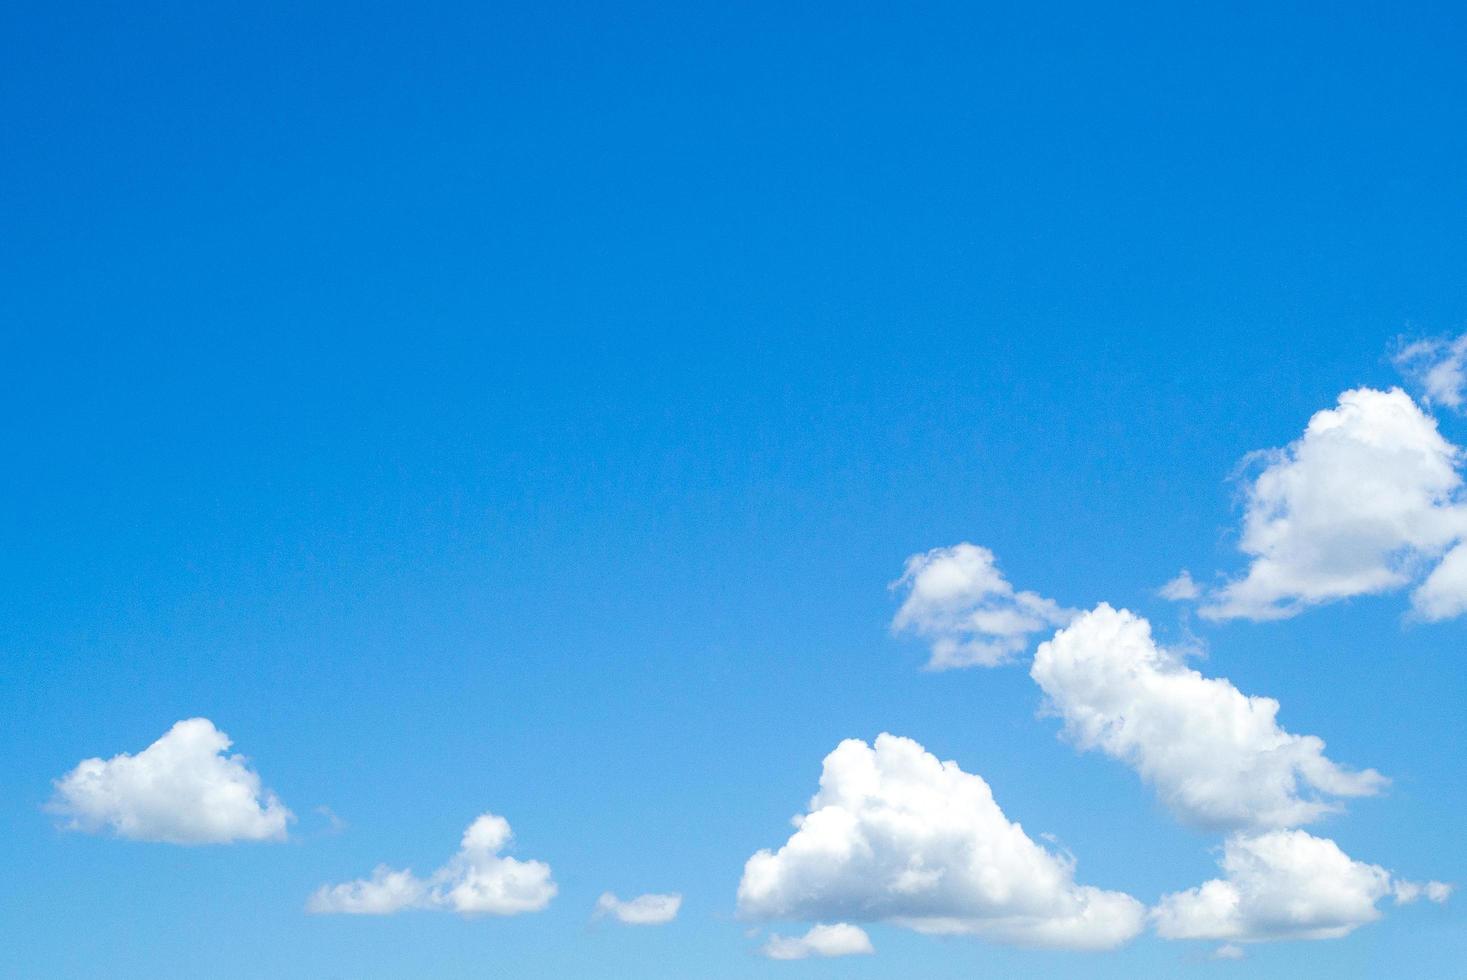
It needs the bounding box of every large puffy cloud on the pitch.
[308,812,555,916]
[1031,605,1385,831]
[1198,387,1467,621]
[592,891,681,925]
[891,543,1075,669]
[47,718,292,844]
[760,923,874,960]
[736,734,1145,950]
[1153,830,1450,942]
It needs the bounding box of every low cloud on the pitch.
[759,923,874,960]
[47,718,292,845]
[308,812,555,917]
[1199,388,1467,622]
[892,543,1075,669]
[1154,830,1450,943]
[592,891,681,925]
[1032,605,1385,831]
[1394,333,1467,411]
[1158,570,1201,601]
[737,733,1144,950]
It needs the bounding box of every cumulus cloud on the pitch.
[306,866,427,915]
[47,718,292,844]
[760,923,874,960]
[308,812,555,916]
[736,733,1145,950]
[1394,333,1467,410]
[1153,830,1450,943]
[1212,943,1246,960]
[1199,387,1467,621]
[1031,605,1385,831]
[593,891,681,925]
[1158,570,1201,601]
[1408,540,1467,621]
[891,543,1076,669]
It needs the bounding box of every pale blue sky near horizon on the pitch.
[3,2,1466,977]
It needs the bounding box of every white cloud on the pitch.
[891,543,1075,669]
[593,891,681,925]
[1031,605,1385,831]
[736,733,1145,951]
[1394,333,1467,410]
[1212,943,1246,960]
[1158,570,1201,601]
[306,866,427,915]
[1392,879,1454,904]
[1199,387,1467,621]
[760,923,874,960]
[1408,540,1467,621]
[308,812,556,916]
[47,718,292,844]
[1153,830,1448,943]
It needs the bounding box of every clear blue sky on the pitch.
[2,3,1465,977]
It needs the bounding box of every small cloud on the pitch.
[1393,333,1467,410]
[891,542,1074,669]
[308,812,555,917]
[315,806,348,835]
[47,718,292,845]
[759,923,874,960]
[1158,570,1200,601]
[1393,879,1453,904]
[1212,943,1246,960]
[592,891,681,925]
[1155,829,1438,943]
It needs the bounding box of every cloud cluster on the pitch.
[1153,830,1450,943]
[593,891,681,925]
[1031,604,1385,831]
[47,718,293,845]
[737,733,1145,951]
[1025,601,1449,949]
[891,543,1074,669]
[308,812,556,916]
[1198,387,1467,621]
[759,923,874,960]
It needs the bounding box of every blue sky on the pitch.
[3,2,1466,977]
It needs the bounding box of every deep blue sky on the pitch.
[3,3,1465,977]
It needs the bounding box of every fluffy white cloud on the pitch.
[47,718,292,844]
[1031,605,1385,831]
[308,812,556,916]
[1153,830,1450,943]
[892,543,1075,669]
[1395,334,1467,410]
[593,891,681,925]
[760,923,874,960]
[737,733,1145,950]
[1199,387,1467,621]
[1212,943,1246,960]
